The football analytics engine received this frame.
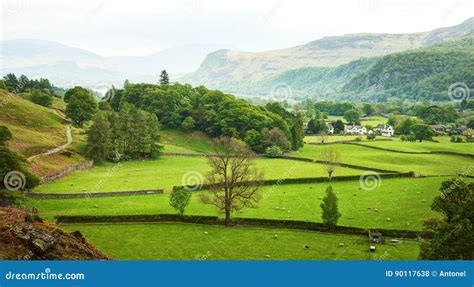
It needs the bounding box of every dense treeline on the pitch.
[105,80,304,153]
[1,73,66,107]
[86,103,162,162]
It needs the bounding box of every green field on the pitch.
[324,116,387,127]
[292,144,473,175]
[30,177,453,230]
[23,124,473,260]
[62,223,420,260]
[161,129,214,153]
[33,156,364,193]
[362,137,474,154]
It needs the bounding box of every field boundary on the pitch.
[55,214,432,239]
[306,138,393,146]
[174,171,415,191]
[280,156,399,173]
[25,189,164,199]
[39,160,94,184]
[346,142,474,158]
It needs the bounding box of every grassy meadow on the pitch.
[33,156,364,193]
[292,143,473,175]
[30,177,456,230]
[62,223,420,260]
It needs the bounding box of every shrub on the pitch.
[169,187,192,216]
[30,89,53,107]
[366,133,376,141]
[181,116,195,131]
[265,146,283,158]
[355,136,362,142]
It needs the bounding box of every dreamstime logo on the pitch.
[3,171,26,191]
[2,0,26,14]
[448,82,470,102]
[358,0,382,15]
[181,171,203,191]
[271,82,292,101]
[359,172,381,191]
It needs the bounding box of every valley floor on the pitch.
[25,135,474,260]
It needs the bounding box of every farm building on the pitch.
[376,124,394,136]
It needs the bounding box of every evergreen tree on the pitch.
[320,186,341,230]
[86,112,112,162]
[2,73,19,92]
[333,120,345,134]
[159,70,170,86]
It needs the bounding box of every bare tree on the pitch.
[200,137,264,225]
[319,131,328,144]
[320,147,341,181]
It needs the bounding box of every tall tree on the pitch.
[362,104,375,116]
[200,137,264,225]
[419,179,473,260]
[159,70,170,86]
[411,124,433,142]
[343,109,360,125]
[65,88,98,127]
[264,127,289,151]
[320,186,341,230]
[2,73,19,92]
[320,147,341,180]
[333,120,345,134]
[86,112,112,162]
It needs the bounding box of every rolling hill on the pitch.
[182,17,474,97]
[243,36,474,102]
[0,90,86,177]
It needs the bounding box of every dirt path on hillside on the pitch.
[28,126,73,162]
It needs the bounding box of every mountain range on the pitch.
[0,40,229,88]
[1,17,472,101]
[182,17,473,98]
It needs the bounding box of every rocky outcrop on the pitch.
[0,207,110,260]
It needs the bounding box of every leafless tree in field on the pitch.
[200,137,264,225]
[320,147,341,181]
[319,131,328,144]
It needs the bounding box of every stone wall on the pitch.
[40,161,94,184]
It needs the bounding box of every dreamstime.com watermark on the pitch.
[4,268,85,281]
[359,172,381,191]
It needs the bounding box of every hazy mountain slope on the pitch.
[1,39,104,68]
[234,36,473,102]
[339,37,474,102]
[182,18,474,92]
[1,40,229,88]
[239,57,377,99]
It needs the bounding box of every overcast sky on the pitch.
[1,0,472,56]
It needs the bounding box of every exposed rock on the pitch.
[0,207,110,260]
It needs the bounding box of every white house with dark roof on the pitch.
[344,125,369,135]
[327,123,334,134]
[376,124,394,137]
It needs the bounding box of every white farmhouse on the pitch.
[376,124,394,137]
[327,123,334,134]
[344,125,368,135]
